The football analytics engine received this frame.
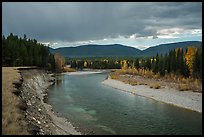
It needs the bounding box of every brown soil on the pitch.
[2,67,30,135]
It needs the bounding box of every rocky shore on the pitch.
[102,77,202,113]
[17,68,81,135]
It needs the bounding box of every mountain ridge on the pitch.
[49,41,202,57]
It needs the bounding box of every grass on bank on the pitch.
[62,66,76,72]
[2,67,30,135]
[178,84,190,91]
[110,68,201,92]
[150,84,161,89]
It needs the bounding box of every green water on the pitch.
[47,72,202,135]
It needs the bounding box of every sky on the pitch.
[2,2,202,50]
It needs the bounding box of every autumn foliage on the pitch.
[185,46,196,74]
[54,53,65,71]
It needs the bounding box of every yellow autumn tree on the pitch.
[54,53,65,71]
[185,46,196,74]
[103,59,108,63]
[84,61,87,68]
[122,60,128,70]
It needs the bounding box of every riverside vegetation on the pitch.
[2,33,202,134]
[2,34,74,135]
[2,33,73,72]
[68,45,202,92]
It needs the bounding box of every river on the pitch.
[47,72,202,135]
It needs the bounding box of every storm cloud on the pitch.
[2,2,202,43]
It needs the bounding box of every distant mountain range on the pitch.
[49,41,202,58]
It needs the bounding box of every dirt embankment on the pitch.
[2,67,81,135]
[2,67,29,135]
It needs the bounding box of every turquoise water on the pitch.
[47,72,202,135]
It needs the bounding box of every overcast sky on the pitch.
[2,2,202,50]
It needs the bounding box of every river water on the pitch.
[47,72,202,135]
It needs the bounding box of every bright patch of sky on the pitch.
[3,2,202,50]
[42,28,201,50]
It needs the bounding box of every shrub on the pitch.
[154,84,161,89]
[178,84,190,91]
[150,83,161,89]
[129,81,137,86]
[63,67,76,72]
[110,73,118,80]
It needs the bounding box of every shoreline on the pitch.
[19,68,82,135]
[3,68,201,134]
[63,69,111,75]
[102,77,202,113]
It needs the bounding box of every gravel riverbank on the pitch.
[19,69,81,135]
[63,69,111,75]
[102,77,202,113]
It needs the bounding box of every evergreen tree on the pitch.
[192,46,202,78]
[2,33,55,69]
[158,54,165,76]
[153,53,159,74]
[145,58,151,70]
[134,58,140,69]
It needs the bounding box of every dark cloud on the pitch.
[2,2,202,42]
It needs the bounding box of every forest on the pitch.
[2,33,202,79]
[2,33,55,69]
[68,45,202,79]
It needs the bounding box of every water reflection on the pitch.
[55,74,64,86]
[48,73,202,135]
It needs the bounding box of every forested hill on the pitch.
[49,41,202,57]
[49,44,142,57]
[142,41,202,57]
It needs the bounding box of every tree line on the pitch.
[130,46,202,78]
[68,45,202,79]
[2,33,55,69]
[69,59,121,69]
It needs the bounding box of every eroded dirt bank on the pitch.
[18,68,81,135]
[2,68,81,135]
[2,67,29,135]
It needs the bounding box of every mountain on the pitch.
[49,41,202,57]
[50,44,142,57]
[142,41,202,56]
